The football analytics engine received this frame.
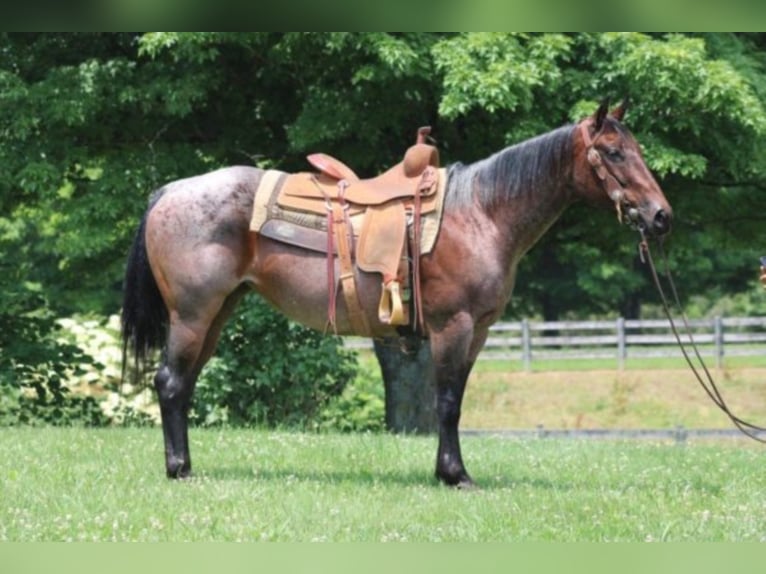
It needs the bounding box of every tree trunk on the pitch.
[373,336,437,434]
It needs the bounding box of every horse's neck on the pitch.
[491,180,574,259]
[456,126,576,260]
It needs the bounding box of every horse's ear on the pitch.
[593,98,609,130]
[611,97,629,122]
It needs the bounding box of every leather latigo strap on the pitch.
[316,178,371,336]
[333,199,370,336]
[411,166,436,331]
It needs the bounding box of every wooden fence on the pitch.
[346,316,766,370]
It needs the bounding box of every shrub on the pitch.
[191,297,359,428]
[0,284,110,426]
[317,359,385,432]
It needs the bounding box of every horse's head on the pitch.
[574,99,672,237]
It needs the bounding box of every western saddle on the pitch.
[255,127,442,336]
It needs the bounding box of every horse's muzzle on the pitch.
[627,205,672,237]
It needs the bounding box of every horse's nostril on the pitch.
[653,209,671,234]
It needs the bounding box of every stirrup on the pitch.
[378,280,406,326]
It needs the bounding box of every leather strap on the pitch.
[332,184,370,336]
[579,122,627,223]
[411,166,436,332]
[313,177,339,333]
[326,205,337,331]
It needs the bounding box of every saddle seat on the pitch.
[300,144,440,206]
[258,127,441,336]
[282,130,440,210]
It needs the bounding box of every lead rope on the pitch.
[639,230,766,443]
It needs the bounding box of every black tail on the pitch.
[121,192,168,383]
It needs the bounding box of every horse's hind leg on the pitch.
[154,355,194,478]
[155,287,247,478]
[154,313,212,478]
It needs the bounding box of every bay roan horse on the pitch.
[121,100,672,487]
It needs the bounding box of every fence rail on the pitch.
[345,315,766,370]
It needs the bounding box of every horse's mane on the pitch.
[445,124,575,211]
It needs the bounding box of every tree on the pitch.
[2,33,766,430]
[373,337,437,433]
[5,32,766,322]
[431,32,766,320]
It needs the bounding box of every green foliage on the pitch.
[433,33,572,118]
[3,33,766,423]
[317,360,385,433]
[0,287,109,426]
[0,384,109,427]
[0,213,109,425]
[191,297,359,428]
[55,315,159,428]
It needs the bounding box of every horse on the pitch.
[121,100,672,488]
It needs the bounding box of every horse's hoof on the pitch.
[166,460,191,479]
[436,469,476,489]
[166,469,192,480]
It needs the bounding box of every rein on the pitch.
[580,118,766,442]
[638,231,766,443]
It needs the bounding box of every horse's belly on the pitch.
[250,240,397,337]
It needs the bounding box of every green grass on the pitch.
[2,427,766,541]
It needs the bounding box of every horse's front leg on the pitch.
[430,315,487,488]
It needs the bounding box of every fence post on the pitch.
[714,315,723,369]
[522,319,531,372]
[617,317,626,371]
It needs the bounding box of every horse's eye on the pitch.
[604,148,624,162]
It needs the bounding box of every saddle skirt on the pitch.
[250,158,447,335]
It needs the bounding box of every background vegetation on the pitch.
[3,33,766,427]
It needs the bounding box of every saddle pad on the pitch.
[250,167,447,255]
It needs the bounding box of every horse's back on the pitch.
[155,165,262,210]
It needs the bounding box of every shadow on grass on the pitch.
[190,465,726,497]
[193,465,575,492]
[197,465,436,487]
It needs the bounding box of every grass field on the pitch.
[2,427,766,542]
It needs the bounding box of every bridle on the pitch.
[579,121,638,229]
